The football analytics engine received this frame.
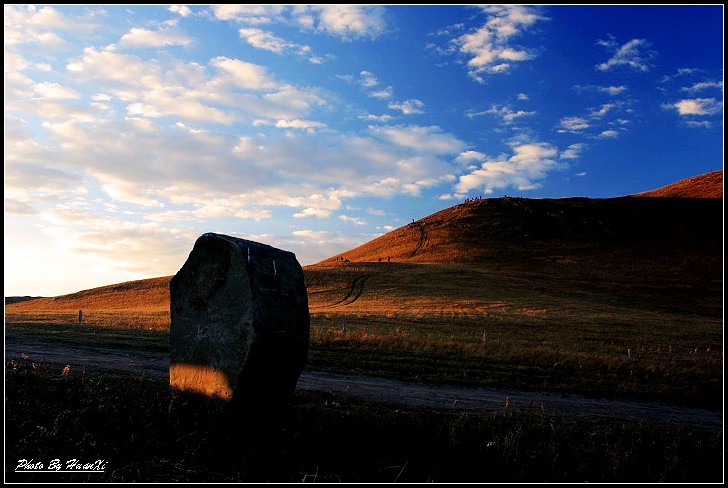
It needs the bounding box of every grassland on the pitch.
[4,358,723,483]
[4,190,723,482]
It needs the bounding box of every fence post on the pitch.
[78,309,83,325]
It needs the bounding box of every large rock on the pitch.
[169,233,309,413]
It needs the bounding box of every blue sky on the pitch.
[4,4,724,297]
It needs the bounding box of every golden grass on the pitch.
[632,169,723,198]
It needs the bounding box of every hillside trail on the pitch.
[4,330,722,429]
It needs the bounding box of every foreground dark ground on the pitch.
[4,358,723,483]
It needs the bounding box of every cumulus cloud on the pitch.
[573,84,627,96]
[448,5,546,83]
[239,27,320,63]
[359,70,379,88]
[32,82,81,100]
[359,113,394,122]
[598,130,619,139]
[666,98,723,116]
[681,80,723,93]
[468,104,536,125]
[369,87,394,99]
[169,5,192,17]
[370,125,466,154]
[119,27,192,48]
[455,141,562,194]
[298,5,387,40]
[557,116,590,133]
[596,36,655,72]
[275,118,328,131]
[4,4,98,47]
[388,99,425,115]
[339,214,366,225]
[211,5,285,24]
[560,143,586,160]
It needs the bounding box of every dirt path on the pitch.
[5,332,722,429]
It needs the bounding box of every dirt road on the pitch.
[5,332,722,429]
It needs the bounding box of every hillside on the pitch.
[632,169,722,198]
[5,170,722,323]
[313,196,722,273]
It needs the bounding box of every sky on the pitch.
[4,4,724,297]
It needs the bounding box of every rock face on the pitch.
[169,233,310,413]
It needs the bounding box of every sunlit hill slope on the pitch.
[5,170,723,328]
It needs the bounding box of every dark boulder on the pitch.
[169,233,309,414]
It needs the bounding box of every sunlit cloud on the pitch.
[169,5,192,17]
[211,5,286,24]
[32,82,81,100]
[239,27,319,63]
[448,5,546,83]
[666,98,722,116]
[468,104,536,125]
[598,130,619,139]
[573,84,627,96]
[119,27,192,48]
[560,143,587,160]
[557,116,590,133]
[680,80,722,93]
[455,141,562,194]
[370,125,466,154]
[596,36,655,72]
[388,99,425,115]
[297,5,388,41]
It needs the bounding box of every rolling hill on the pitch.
[5,169,723,324]
[632,169,722,198]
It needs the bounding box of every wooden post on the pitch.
[78,309,83,325]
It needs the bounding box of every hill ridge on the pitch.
[4,170,722,304]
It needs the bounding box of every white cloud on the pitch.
[685,121,712,128]
[359,70,379,87]
[588,102,619,118]
[211,5,285,24]
[596,37,655,72]
[517,93,529,100]
[169,5,192,17]
[369,86,394,99]
[4,5,98,47]
[293,208,333,219]
[119,27,192,48]
[275,119,328,130]
[238,27,317,62]
[449,5,545,83]
[557,116,590,133]
[388,99,425,115]
[600,85,627,95]
[573,84,627,96]
[475,104,536,124]
[359,113,394,122]
[210,56,280,91]
[560,143,586,160]
[339,214,367,225]
[598,130,619,139]
[667,98,722,116]
[301,5,387,40]
[681,80,723,93]
[370,125,466,154]
[32,82,81,100]
[455,142,561,194]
